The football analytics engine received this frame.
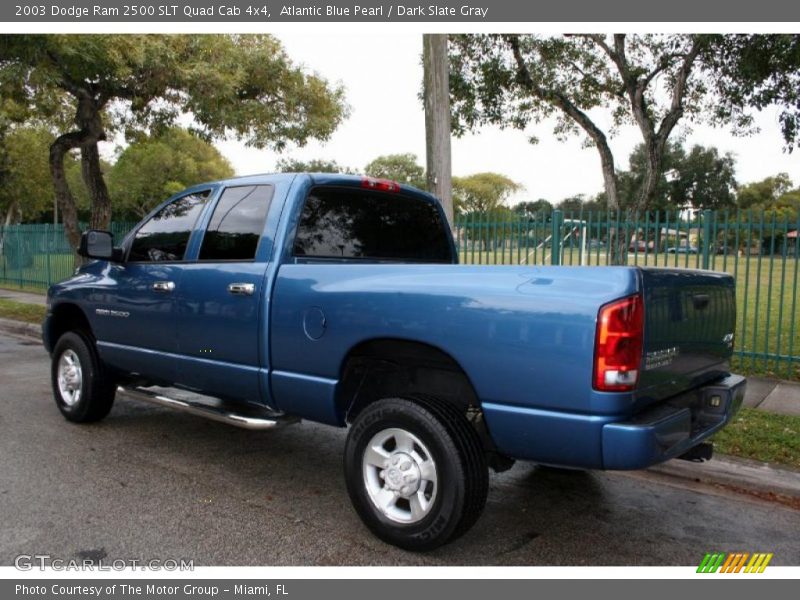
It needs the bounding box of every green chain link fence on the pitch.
[454,209,799,380]
[1,210,798,379]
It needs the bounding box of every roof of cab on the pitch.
[197,172,438,202]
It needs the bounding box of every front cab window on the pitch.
[128,191,211,262]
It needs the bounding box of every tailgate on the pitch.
[638,268,736,402]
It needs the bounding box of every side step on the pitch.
[117,385,299,431]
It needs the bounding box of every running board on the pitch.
[117,385,299,430]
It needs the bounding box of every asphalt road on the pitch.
[1,332,799,566]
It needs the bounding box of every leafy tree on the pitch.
[448,34,800,262]
[275,157,353,174]
[452,172,521,214]
[737,174,794,210]
[672,145,737,210]
[0,35,348,252]
[620,142,737,211]
[703,35,800,151]
[364,153,426,189]
[107,128,234,220]
[556,195,586,213]
[733,175,800,253]
[0,126,66,224]
[514,199,553,216]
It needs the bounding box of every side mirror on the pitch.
[78,230,121,261]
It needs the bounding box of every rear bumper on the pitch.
[482,374,746,470]
[602,374,746,469]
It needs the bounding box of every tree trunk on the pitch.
[423,34,454,227]
[595,135,627,266]
[636,139,665,214]
[81,143,111,230]
[49,131,84,256]
[48,92,109,261]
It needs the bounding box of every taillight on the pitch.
[593,294,644,392]
[361,177,401,192]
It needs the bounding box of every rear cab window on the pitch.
[199,185,274,261]
[293,186,454,263]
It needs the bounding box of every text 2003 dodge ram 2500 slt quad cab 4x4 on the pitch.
[44,173,746,550]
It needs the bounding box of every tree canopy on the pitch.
[108,128,234,220]
[0,126,62,224]
[0,34,349,251]
[736,174,800,223]
[703,35,800,152]
[618,142,738,212]
[452,172,521,214]
[275,157,353,174]
[448,33,800,262]
[364,153,426,189]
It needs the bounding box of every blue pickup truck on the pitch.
[44,173,746,550]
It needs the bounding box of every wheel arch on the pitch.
[335,337,481,423]
[45,302,94,353]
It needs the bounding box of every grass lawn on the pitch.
[0,298,46,324]
[711,408,800,469]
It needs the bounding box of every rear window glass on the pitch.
[293,187,452,262]
[199,185,273,261]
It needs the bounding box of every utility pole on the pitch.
[423,34,453,226]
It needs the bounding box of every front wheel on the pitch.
[344,396,488,551]
[51,331,116,423]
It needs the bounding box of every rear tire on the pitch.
[51,331,116,423]
[344,396,488,551]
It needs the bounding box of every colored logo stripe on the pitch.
[697,552,773,573]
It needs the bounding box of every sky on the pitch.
[214,33,800,205]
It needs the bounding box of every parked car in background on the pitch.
[588,239,605,250]
[667,246,699,254]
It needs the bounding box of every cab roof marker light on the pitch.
[361,177,401,192]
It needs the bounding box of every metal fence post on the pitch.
[551,210,563,265]
[45,223,52,287]
[16,227,23,289]
[702,209,712,270]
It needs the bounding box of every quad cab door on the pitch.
[173,184,276,406]
[93,190,213,383]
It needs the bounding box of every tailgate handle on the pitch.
[692,294,710,310]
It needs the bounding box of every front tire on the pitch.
[344,396,488,551]
[51,331,116,423]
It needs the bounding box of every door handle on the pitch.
[152,281,176,293]
[228,283,255,296]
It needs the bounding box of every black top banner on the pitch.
[4,0,800,22]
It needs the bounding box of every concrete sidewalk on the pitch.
[2,285,800,417]
[0,287,47,306]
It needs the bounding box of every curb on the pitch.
[0,316,42,340]
[648,454,800,504]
